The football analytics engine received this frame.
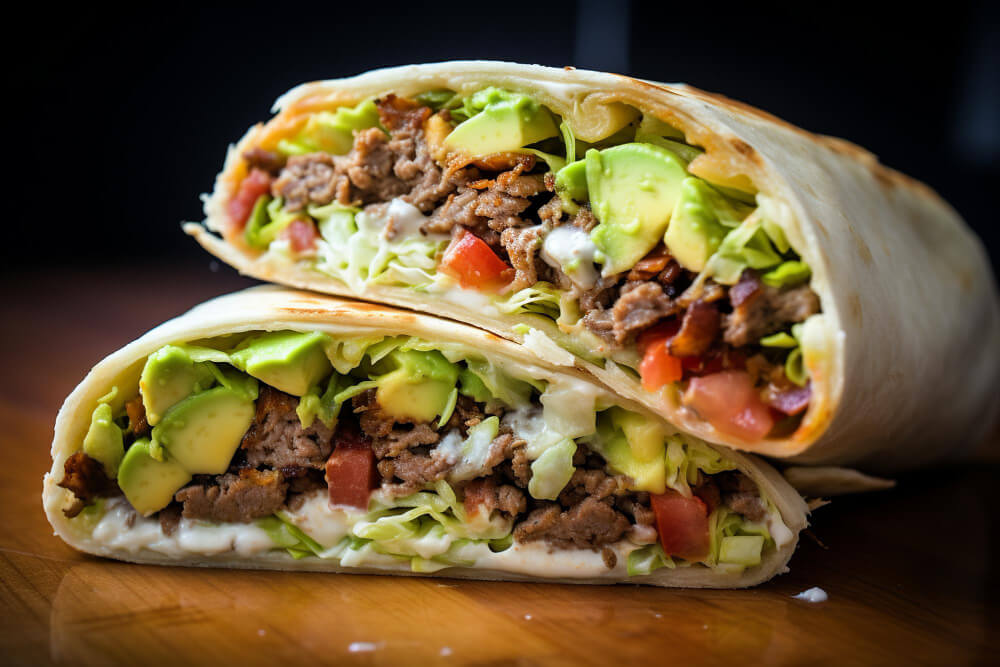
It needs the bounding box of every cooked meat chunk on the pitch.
[376,448,453,491]
[352,389,441,458]
[717,472,766,522]
[175,469,287,523]
[463,476,527,517]
[668,300,720,357]
[58,452,119,516]
[271,96,470,213]
[501,225,544,292]
[723,270,820,346]
[158,503,182,536]
[514,497,631,549]
[241,386,333,470]
[557,468,630,507]
[610,282,676,343]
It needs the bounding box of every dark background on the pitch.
[9,0,999,271]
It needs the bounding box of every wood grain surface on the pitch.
[1,265,996,666]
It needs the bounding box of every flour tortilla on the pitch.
[44,287,807,588]
[186,61,1000,472]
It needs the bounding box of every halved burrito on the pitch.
[186,62,1000,469]
[43,288,807,588]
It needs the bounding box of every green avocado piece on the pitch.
[229,331,333,397]
[82,402,125,478]
[140,345,216,426]
[553,159,587,212]
[665,178,751,272]
[375,350,459,423]
[118,438,192,516]
[279,99,382,156]
[444,88,558,156]
[151,386,257,475]
[587,143,689,275]
[588,409,667,494]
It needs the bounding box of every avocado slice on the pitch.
[151,386,257,475]
[444,88,558,156]
[665,177,751,272]
[374,349,459,423]
[140,345,216,426]
[229,331,333,397]
[587,143,689,275]
[117,438,192,516]
[588,409,667,494]
[553,159,587,212]
[82,403,125,478]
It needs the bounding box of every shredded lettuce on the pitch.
[497,282,563,321]
[312,202,447,290]
[528,437,577,500]
[708,507,773,568]
[627,543,675,576]
[705,218,784,285]
[664,436,738,495]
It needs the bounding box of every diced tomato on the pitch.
[637,320,683,392]
[683,370,775,441]
[326,424,379,509]
[280,219,320,253]
[650,489,711,561]
[226,168,272,232]
[639,340,684,392]
[439,230,513,291]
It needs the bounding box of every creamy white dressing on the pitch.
[540,225,600,289]
[91,497,276,558]
[793,587,828,602]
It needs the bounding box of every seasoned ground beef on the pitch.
[272,96,471,213]
[175,468,288,523]
[514,498,631,549]
[501,225,545,292]
[241,386,334,469]
[463,476,527,517]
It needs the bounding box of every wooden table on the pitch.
[1,265,996,665]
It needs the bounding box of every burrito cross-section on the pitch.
[43,288,807,588]
[187,62,1000,469]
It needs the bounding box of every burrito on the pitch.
[186,62,1000,469]
[43,288,807,588]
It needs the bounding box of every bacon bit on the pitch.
[628,244,673,281]
[668,300,720,358]
[227,168,273,233]
[763,382,812,415]
[730,269,762,307]
[58,452,117,513]
[447,151,535,173]
[280,219,320,253]
[125,396,150,437]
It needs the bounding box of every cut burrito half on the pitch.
[44,287,807,588]
[186,61,1000,470]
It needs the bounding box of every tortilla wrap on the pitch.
[44,287,807,588]
[186,61,1000,472]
